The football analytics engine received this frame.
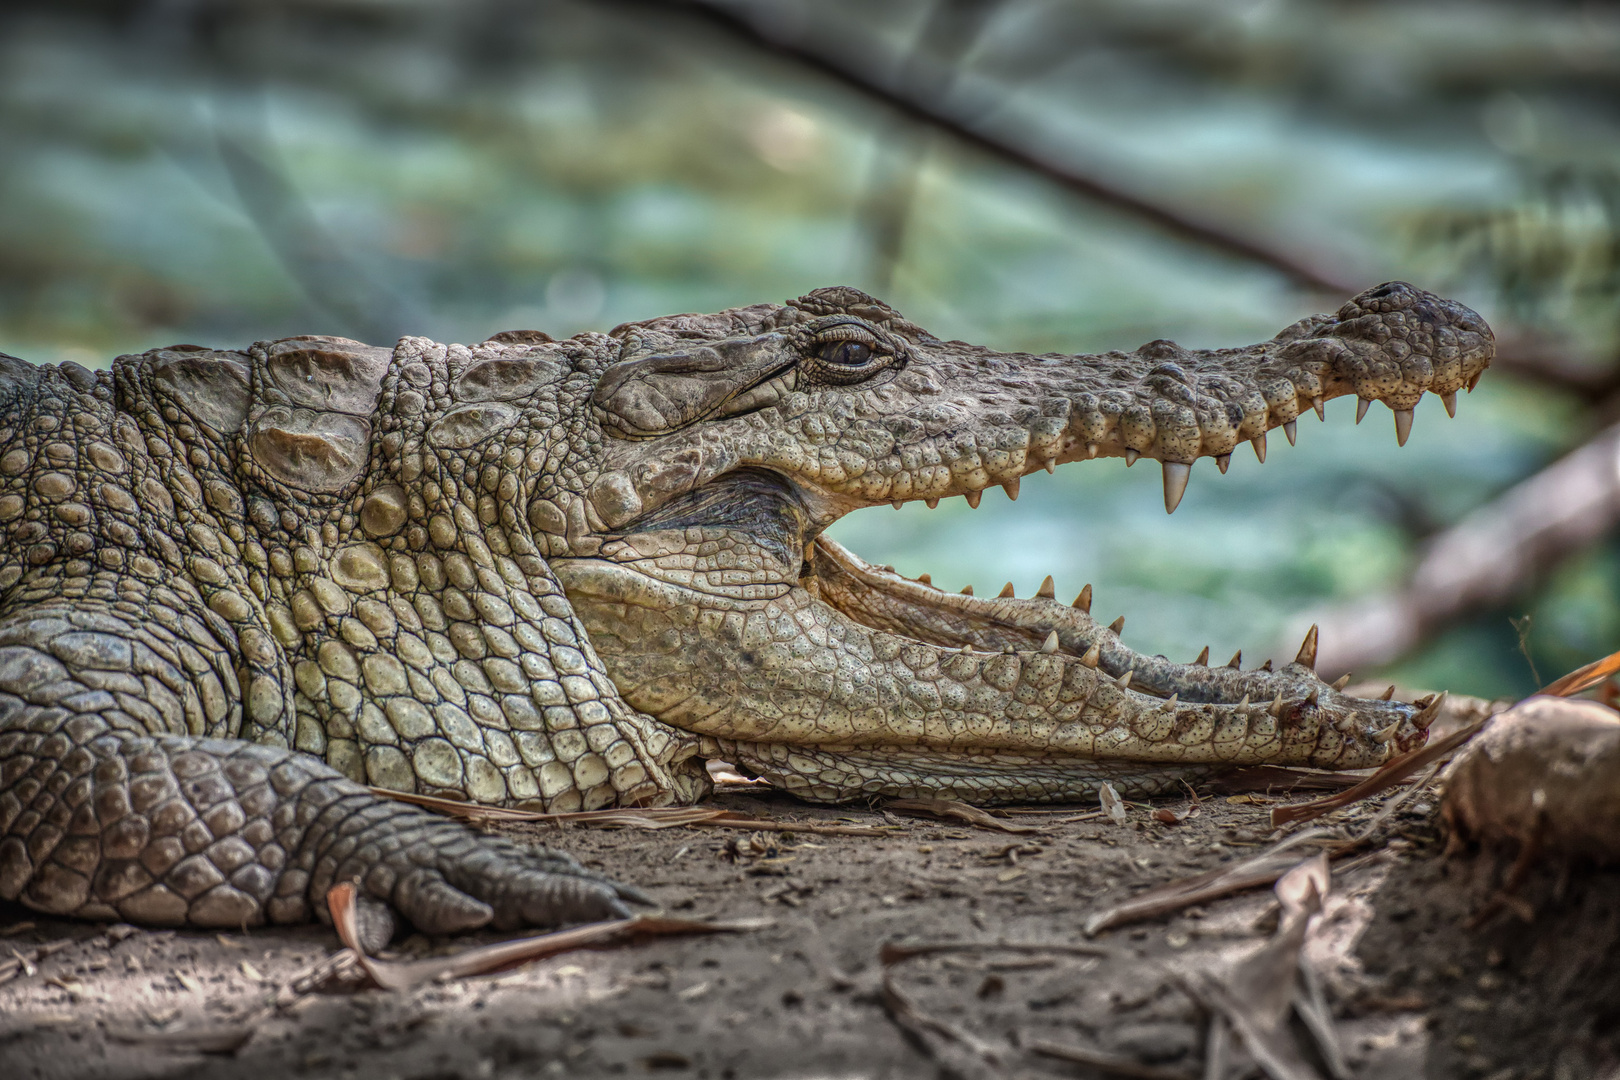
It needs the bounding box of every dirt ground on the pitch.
[2,779,1616,1080]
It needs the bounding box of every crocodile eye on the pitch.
[803,321,899,385]
[819,340,874,367]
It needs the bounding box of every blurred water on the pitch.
[0,0,1612,699]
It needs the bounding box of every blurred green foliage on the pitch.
[2,0,1617,699]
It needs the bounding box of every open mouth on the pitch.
[555,468,1437,807]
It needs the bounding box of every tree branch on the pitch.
[645,0,1360,295]
[1299,423,1620,680]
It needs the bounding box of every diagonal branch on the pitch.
[644,0,1359,294]
[1300,423,1620,680]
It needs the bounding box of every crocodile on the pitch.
[0,281,1491,942]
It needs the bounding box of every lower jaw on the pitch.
[551,538,1426,806]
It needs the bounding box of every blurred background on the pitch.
[1,0,1616,700]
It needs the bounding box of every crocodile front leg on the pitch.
[0,602,638,946]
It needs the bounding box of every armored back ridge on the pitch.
[0,282,1492,939]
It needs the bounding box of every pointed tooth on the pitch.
[1415,691,1447,729]
[1080,643,1101,668]
[1295,624,1319,669]
[1003,478,1020,501]
[1393,407,1414,447]
[1162,461,1190,514]
[1193,646,1209,667]
[926,498,939,509]
[1236,694,1250,709]
[1306,688,1320,706]
[1251,434,1267,463]
[1108,616,1125,634]
[1330,673,1351,691]
[1044,458,1057,474]
[1283,420,1297,446]
[1036,575,1055,599]
[1124,449,1140,466]
[1163,694,1178,711]
[1216,453,1230,474]
[961,585,974,596]
[917,573,932,586]
[1269,692,1285,716]
[1379,684,1395,701]
[1467,371,1483,392]
[1441,391,1457,418]
[1260,659,1273,672]
[1312,396,1325,421]
[998,582,1016,598]
[1041,630,1060,654]
[892,500,904,510]
[965,490,982,509]
[959,643,974,654]
[1074,584,1092,612]
[1086,443,1099,459]
[1355,398,1370,425]
[1372,720,1404,744]
[1116,669,1133,690]
[1226,650,1242,669]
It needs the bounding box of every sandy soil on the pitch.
[1,782,1615,1080]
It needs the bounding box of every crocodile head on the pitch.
[536,281,1493,802]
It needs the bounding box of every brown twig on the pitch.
[369,788,893,836]
[1270,703,1486,829]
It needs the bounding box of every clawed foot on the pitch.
[312,802,648,950]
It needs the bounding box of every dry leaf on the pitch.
[105,1025,256,1055]
[1082,829,1335,936]
[1027,1039,1196,1080]
[1271,696,1484,828]
[1541,646,1620,698]
[1100,783,1127,825]
[325,883,768,992]
[885,797,1042,834]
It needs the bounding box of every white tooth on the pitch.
[1080,643,1102,667]
[1312,396,1325,421]
[1041,630,1060,654]
[1441,391,1457,418]
[1086,443,1099,459]
[1394,407,1414,446]
[1372,720,1403,744]
[1073,584,1092,612]
[1162,461,1190,514]
[998,582,1016,598]
[1215,453,1230,474]
[965,490,982,509]
[1226,650,1242,669]
[1044,458,1057,474]
[926,498,939,509]
[1109,616,1125,634]
[1003,478,1020,501]
[1283,420,1297,446]
[1269,692,1285,716]
[1036,575,1055,599]
[892,500,903,510]
[1251,434,1266,463]
[1116,669,1134,690]
[1355,398,1370,425]
[1124,449,1140,466]
[1193,646,1209,666]
[1330,674,1351,691]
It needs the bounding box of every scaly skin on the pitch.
[0,281,1492,936]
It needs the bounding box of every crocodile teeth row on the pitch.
[907,386,1460,518]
